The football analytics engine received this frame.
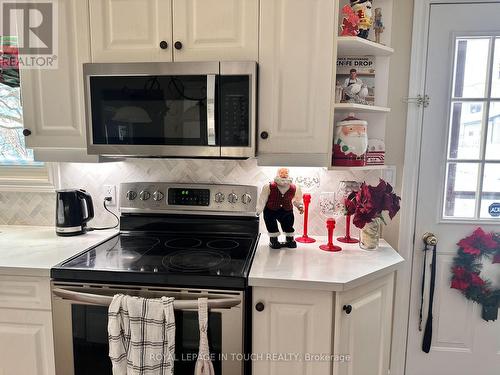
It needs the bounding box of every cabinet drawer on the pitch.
[0,276,51,310]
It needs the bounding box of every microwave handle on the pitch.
[52,288,241,310]
[207,74,216,146]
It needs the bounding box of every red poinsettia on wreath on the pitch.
[450,228,500,321]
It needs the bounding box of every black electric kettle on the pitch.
[55,189,94,236]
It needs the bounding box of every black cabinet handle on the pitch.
[343,305,352,314]
[159,40,168,49]
[174,41,183,50]
[255,302,265,312]
[260,131,269,140]
[22,129,31,136]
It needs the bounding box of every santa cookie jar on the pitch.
[333,113,368,166]
[257,168,304,249]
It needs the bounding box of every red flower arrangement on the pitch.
[450,228,500,321]
[346,179,401,229]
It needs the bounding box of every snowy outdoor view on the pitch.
[0,82,37,165]
[444,37,500,219]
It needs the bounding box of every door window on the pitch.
[444,36,500,220]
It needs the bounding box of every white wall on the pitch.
[383,0,414,246]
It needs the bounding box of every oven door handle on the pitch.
[52,288,241,310]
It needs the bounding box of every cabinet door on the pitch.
[252,287,332,375]
[21,0,90,150]
[333,274,395,375]
[89,0,173,62]
[172,0,258,61]
[258,0,334,163]
[0,309,55,375]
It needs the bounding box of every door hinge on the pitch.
[403,94,430,108]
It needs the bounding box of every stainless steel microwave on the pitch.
[83,61,256,158]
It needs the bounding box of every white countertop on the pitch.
[249,234,404,291]
[0,225,119,277]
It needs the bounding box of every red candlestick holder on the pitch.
[319,218,342,252]
[296,193,316,243]
[337,214,359,243]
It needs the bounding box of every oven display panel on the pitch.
[168,188,210,206]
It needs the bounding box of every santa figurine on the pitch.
[257,168,304,249]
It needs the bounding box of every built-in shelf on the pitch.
[328,164,392,171]
[334,103,391,113]
[337,36,394,56]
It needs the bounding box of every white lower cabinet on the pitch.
[0,308,55,375]
[252,273,395,375]
[252,287,333,375]
[0,276,55,375]
[333,274,395,375]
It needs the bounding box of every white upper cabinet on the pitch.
[21,0,90,151]
[172,0,259,61]
[257,0,335,166]
[89,0,258,63]
[333,274,394,375]
[89,0,173,62]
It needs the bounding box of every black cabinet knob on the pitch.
[174,41,183,50]
[255,302,265,312]
[159,40,168,49]
[343,305,352,314]
[260,131,269,140]
[22,129,31,136]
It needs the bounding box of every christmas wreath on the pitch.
[450,228,500,321]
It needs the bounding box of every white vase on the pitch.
[359,218,381,250]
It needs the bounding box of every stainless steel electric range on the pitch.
[51,182,259,375]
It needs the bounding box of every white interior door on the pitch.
[406,3,500,375]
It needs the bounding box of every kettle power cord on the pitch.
[88,197,120,231]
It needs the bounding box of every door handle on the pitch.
[52,288,241,310]
[422,232,438,246]
[206,74,216,146]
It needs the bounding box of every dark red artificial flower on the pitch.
[344,194,357,216]
[458,227,498,254]
[451,278,469,291]
[351,180,401,229]
[461,245,481,255]
[452,266,467,278]
[469,272,485,287]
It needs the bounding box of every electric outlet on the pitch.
[103,184,116,206]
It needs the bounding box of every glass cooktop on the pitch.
[51,233,258,289]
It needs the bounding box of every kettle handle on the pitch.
[77,190,94,223]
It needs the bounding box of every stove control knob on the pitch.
[241,193,252,205]
[228,193,238,204]
[126,190,137,200]
[153,191,164,201]
[214,192,225,203]
[139,190,151,201]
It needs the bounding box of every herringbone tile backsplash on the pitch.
[1,158,384,236]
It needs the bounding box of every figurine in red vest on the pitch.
[257,168,304,249]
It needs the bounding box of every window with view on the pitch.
[444,36,500,220]
[0,36,41,166]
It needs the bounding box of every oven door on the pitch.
[84,62,220,158]
[52,282,244,375]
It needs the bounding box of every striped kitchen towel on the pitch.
[108,294,175,375]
